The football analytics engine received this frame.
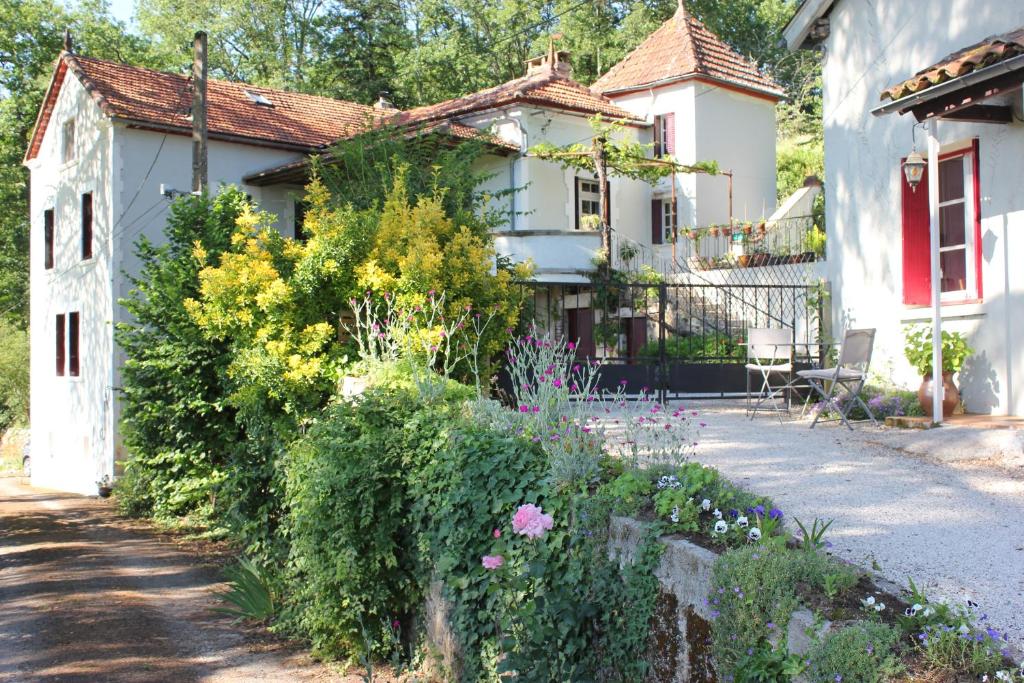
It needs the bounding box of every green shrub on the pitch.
[805,621,902,683]
[0,319,29,432]
[917,623,1006,675]
[116,190,247,522]
[279,388,437,659]
[710,545,827,675]
[638,333,744,363]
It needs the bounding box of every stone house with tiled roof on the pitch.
[26,6,782,494]
[784,0,1024,419]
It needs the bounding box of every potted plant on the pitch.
[741,221,753,236]
[708,224,720,238]
[757,218,767,235]
[721,223,733,237]
[738,253,751,267]
[803,225,826,261]
[97,475,113,498]
[685,228,698,241]
[903,325,974,417]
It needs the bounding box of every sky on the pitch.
[106,0,137,30]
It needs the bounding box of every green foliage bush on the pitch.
[116,190,248,521]
[638,333,744,363]
[0,319,29,432]
[805,621,902,683]
[904,325,974,377]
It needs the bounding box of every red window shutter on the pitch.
[664,113,676,155]
[44,209,55,270]
[628,316,648,360]
[569,308,596,360]
[68,311,80,377]
[651,199,663,244]
[81,193,93,260]
[901,164,931,306]
[56,314,66,376]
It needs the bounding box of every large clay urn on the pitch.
[917,372,960,417]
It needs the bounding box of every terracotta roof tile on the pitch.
[591,6,784,99]
[880,27,1024,102]
[26,53,381,160]
[392,69,645,128]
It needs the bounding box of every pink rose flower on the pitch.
[493,528,501,538]
[482,554,504,570]
[511,504,554,539]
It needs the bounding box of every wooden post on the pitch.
[926,119,943,424]
[192,31,209,195]
[593,135,611,263]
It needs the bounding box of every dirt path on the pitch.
[0,478,352,683]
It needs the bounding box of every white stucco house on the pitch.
[784,0,1024,417]
[25,5,782,494]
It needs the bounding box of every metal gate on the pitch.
[503,279,827,400]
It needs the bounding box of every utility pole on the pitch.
[192,31,209,195]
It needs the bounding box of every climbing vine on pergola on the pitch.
[530,116,721,268]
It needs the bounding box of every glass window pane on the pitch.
[940,203,966,246]
[939,156,964,202]
[940,248,967,293]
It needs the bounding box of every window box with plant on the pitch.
[903,325,973,417]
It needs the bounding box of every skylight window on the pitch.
[244,90,273,107]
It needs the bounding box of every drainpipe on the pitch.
[503,110,527,231]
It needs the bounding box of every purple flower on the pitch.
[769,508,783,520]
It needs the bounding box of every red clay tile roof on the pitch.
[392,68,646,128]
[880,27,1024,102]
[26,52,382,161]
[591,6,784,99]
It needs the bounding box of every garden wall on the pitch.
[608,517,826,683]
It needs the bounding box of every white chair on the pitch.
[746,327,793,421]
[797,328,877,430]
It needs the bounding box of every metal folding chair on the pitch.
[745,327,793,421]
[796,328,877,430]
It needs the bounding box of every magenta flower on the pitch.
[493,528,501,539]
[567,341,576,351]
[553,378,563,388]
[519,405,529,413]
[482,554,504,570]
[512,504,554,539]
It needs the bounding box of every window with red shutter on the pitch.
[56,314,66,376]
[663,113,675,155]
[81,193,93,260]
[68,312,80,377]
[901,143,982,306]
[901,164,931,305]
[44,209,55,270]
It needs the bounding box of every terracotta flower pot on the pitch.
[917,371,960,418]
[738,254,750,267]
[742,225,753,235]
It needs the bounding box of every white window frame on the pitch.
[661,197,677,242]
[937,151,977,302]
[654,114,669,157]
[577,178,600,229]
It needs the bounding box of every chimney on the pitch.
[63,29,74,53]
[525,49,572,78]
[374,92,397,110]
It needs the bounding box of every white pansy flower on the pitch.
[861,596,876,608]
[748,528,762,541]
[713,508,722,519]
[959,624,970,634]
[875,602,886,612]
[922,606,935,617]
[670,506,680,523]
[701,498,711,511]
[714,520,728,534]
[736,515,749,528]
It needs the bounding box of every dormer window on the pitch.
[244,90,273,107]
[62,119,75,163]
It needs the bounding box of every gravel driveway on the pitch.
[0,478,358,682]
[650,400,1024,651]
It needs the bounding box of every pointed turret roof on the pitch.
[591,4,784,100]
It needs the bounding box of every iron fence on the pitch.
[505,278,828,400]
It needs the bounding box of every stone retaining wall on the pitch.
[608,516,827,683]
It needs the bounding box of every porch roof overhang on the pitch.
[871,49,1024,123]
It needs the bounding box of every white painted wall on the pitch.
[816,0,1024,415]
[608,80,778,230]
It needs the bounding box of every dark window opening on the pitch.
[294,200,308,241]
[68,311,80,377]
[44,209,55,270]
[81,193,93,260]
[56,313,66,376]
